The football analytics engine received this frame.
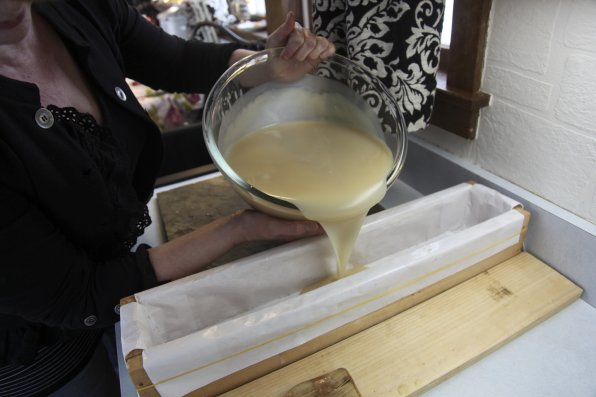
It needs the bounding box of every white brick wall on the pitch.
[416,0,596,224]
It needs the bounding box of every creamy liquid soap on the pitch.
[225,120,393,278]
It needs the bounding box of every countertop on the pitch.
[118,173,596,396]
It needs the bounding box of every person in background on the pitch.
[0,0,334,395]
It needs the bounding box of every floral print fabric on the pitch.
[313,0,445,132]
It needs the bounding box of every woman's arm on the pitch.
[109,1,334,92]
[105,0,240,93]
[148,210,322,281]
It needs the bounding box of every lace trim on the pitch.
[48,105,151,250]
[124,205,152,249]
[46,106,105,136]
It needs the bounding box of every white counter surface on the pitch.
[422,299,596,397]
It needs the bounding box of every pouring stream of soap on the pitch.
[225,120,393,278]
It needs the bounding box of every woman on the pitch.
[0,0,334,395]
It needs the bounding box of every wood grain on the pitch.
[222,253,581,396]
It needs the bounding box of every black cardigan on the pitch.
[0,0,238,364]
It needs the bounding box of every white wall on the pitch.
[415,0,596,225]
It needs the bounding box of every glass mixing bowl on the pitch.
[203,48,408,219]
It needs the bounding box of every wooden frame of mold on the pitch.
[122,206,530,397]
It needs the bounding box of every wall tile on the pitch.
[483,66,553,111]
[555,54,596,137]
[487,0,559,74]
[565,0,596,53]
[477,99,596,222]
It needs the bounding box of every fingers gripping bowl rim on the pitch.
[202,48,408,220]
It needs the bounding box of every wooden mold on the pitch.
[122,207,532,397]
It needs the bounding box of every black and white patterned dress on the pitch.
[313,0,445,132]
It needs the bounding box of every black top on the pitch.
[0,0,238,367]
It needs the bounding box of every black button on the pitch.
[83,315,97,327]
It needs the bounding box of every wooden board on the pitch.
[221,252,582,396]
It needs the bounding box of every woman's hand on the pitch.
[235,209,323,242]
[266,12,335,81]
[267,12,335,63]
[148,210,323,282]
[228,12,335,81]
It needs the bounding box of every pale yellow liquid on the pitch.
[225,120,393,278]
